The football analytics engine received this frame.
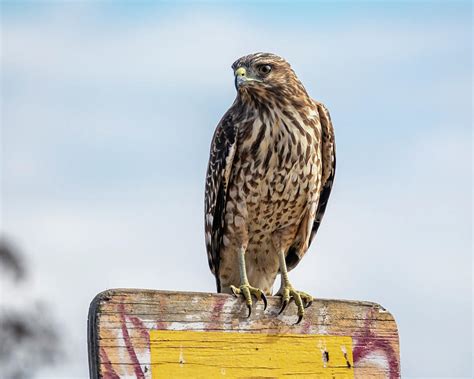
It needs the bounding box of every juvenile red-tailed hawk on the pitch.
[204,52,335,323]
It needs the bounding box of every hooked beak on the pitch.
[234,66,261,90]
[234,67,247,90]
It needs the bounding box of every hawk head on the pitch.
[231,52,306,99]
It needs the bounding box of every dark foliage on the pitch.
[0,238,61,379]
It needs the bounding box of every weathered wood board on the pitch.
[88,289,400,378]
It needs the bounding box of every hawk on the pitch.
[204,52,335,323]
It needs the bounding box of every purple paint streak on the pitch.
[119,302,145,379]
[352,308,400,379]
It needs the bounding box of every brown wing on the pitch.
[286,101,336,271]
[308,102,336,245]
[204,111,238,292]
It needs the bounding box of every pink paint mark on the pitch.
[207,296,226,330]
[119,303,145,379]
[352,308,400,379]
[154,296,169,330]
[100,347,120,379]
[129,315,150,343]
[300,315,312,334]
[300,319,311,334]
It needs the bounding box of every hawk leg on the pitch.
[230,247,267,317]
[277,250,313,324]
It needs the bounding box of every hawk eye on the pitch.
[258,64,272,75]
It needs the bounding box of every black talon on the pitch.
[295,314,303,325]
[279,299,289,315]
[304,300,313,309]
[261,293,268,311]
[247,304,252,318]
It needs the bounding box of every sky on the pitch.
[1,1,472,378]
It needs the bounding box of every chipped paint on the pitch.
[91,290,400,379]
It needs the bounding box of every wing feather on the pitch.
[204,111,237,292]
[285,101,336,270]
[308,102,336,246]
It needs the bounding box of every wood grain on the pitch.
[88,289,400,378]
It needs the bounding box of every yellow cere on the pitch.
[150,330,354,378]
[234,67,246,77]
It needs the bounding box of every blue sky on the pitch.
[1,1,472,378]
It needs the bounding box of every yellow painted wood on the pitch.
[150,330,354,378]
[88,290,400,378]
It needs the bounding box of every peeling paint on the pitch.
[93,290,399,379]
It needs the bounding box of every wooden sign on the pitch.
[88,289,400,378]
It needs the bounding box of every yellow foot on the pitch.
[230,283,268,317]
[278,286,313,324]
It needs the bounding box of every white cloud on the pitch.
[2,3,469,88]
